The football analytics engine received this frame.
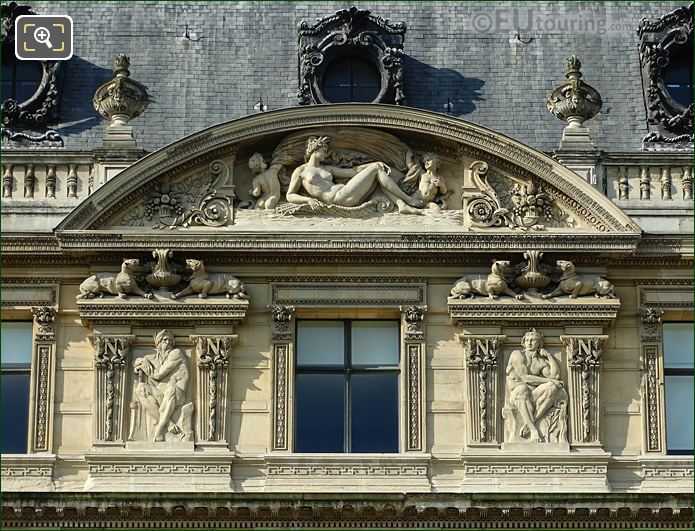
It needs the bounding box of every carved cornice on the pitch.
[1,492,692,529]
[449,299,620,327]
[76,296,248,327]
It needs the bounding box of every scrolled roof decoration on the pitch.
[638,4,694,144]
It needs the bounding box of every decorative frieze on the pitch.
[91,335,133,443]
[562,335,607,445]
[191,335,235,443]
[461,335,505,445]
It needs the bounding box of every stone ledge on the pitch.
[448,296,620,326]
[1,454,56,492]
[76,293,249,327]
[639,456,694,493]
[264,453,431,493]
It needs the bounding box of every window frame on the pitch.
[1,320,34,454]
[662,321,694,456]
[294,318,401,453]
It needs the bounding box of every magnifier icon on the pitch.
[34,26,53,49]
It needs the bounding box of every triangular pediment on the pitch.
[56,105,640,254]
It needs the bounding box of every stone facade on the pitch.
[1,2,693,529]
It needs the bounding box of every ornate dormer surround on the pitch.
[1,3,64,138]
[638,4,694,145]
[297,7,406,106]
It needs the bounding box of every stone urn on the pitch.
[145,249,181,293]
[515,250,551,294]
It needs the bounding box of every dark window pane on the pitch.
[663,52,694,108]
[295,373,345,452]
[1,59,42,103]
[664,323,694,369]
[323,57,380,103]
[665,375,694,453]
[350,373,399,452]
[351,321,399,366]
[296,321,344,366]
[1,322,33,366]
[1,372,30,454]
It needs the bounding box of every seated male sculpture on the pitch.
[132,329,192,442]
[286,136,426,214]
[504,328,567,443]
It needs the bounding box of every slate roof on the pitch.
[20,1,685,153]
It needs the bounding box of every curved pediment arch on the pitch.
[56,104,640,253]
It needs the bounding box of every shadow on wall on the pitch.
[404,56,485,116]
[53,55,115,137]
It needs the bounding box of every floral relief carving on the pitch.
[464,336,503,443]
[270,305,295,341]
[400,305,426,340]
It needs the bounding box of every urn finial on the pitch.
[547,55,602,129]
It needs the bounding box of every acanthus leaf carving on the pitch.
[270,305,295,341]
[32,306,56,342]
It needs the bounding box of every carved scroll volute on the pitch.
[562,335,607,447]
[269,305,295,451]
[401,305,427,452]
[191,335,236,444]
[462,335,505,446]
[91,334,134,444]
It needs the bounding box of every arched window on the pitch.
[1,53,43,104]
[322,57,381,103]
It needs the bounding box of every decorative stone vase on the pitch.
[93,54,149,126]
[515,250,551,294]
[546,56,602,128]
[145,249,181,292]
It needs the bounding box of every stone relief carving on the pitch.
[640,308,664,341]
[464,161,572,231]
[297,7,406,106]
[463,336,503,444]
[270,305,295,341]
[119,169,211,228]
[542,260,616,299]
[172,259,248,300]
[32,306,56,342]
[400,305,427,340]
[93,54,149,127]
[249,153,281,210]
[503,329,568,444]
[77,258,153,300]
[450,260,523,300]
[192,335,234,442]
[284,136,429,215]
[563,336,604,444]
[169,160,235,229]
[130,330,194,443]
[546,56,603,130]
[92,335,132,442]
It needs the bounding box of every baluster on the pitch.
[67,164,78,198]
[24,164,35,198]
[46,165,57,198]
[660,167,672,200]
[639,166,650,200]
[681,167,693,200]
[2,164,13,198]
